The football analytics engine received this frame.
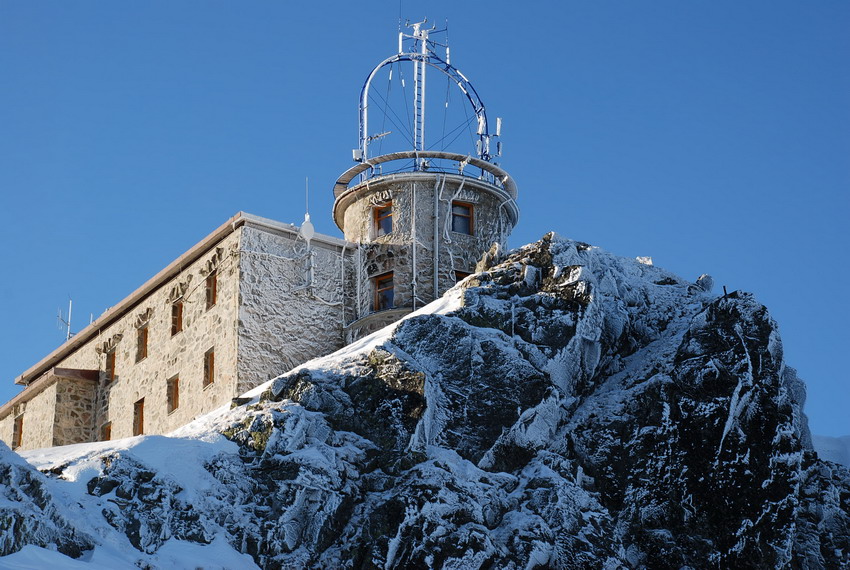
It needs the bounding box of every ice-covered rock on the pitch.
[2,233,848,569]
[0,442,93,559]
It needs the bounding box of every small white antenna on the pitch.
[57,297,73,341]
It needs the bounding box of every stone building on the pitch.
[0,23,519,451]
[0,214,353,449]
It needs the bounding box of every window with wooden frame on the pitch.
[374,202,393,237]
[12,414,23,450]
[105,349,116,383]
[133,398,145,436]
[455,270,471,283]
[203,348,215,387]
[136,324,149,363]
[171,299,184,336]
[451,201,474,235]
[167,376,179,413]
[374,272,394,311]
[205,271,218,310]
[100,422,112,441]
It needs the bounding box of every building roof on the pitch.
[12,212,348,388]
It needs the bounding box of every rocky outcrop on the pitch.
[2,234,848,568]
[0,442,93,558]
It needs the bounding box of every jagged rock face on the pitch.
[2,234,848,568]
[0,442,93,558]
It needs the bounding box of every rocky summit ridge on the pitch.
[2,233,848,569]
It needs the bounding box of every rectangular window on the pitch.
[12,414,23,450]
[451,201,474,235]
[100,422,112,441]
[167,376,179,413]
[171,300,183,336]
[203,348,215,387]
[455,270,471,283]
[206,271,218,310]
[133,398,144,436]
[105,349,116,383]
[374,202,393,237]
[374,272,394,311]
[136,324,148,363]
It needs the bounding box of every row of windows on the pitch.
[101,348,214,440]
[371,270,472,312]
[373,200,474,237]
[103,272,218,382]
[12,346,210,447]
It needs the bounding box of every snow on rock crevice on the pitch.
[1,233,847,569]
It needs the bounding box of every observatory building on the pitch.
[0,22,518,451]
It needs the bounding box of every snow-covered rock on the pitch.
[2,233,848,568]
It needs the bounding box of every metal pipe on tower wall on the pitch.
[411,181,417,310]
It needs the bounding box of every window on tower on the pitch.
[451,201,474,235]
[374,272,394,311]
[455,270,471,283]
[374,203,393,237]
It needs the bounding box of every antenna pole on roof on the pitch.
[57,297,73,341]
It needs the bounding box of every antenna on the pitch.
[57,297,73,341]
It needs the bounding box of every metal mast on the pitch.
[410,20,430,168]
[357,21,497,167]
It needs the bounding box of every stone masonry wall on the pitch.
[52,378,97,446]
[0,384,57,450]
[236,224,355,395]
[97,230,241,439]
[340,174,513,323]
[10,231,243,447]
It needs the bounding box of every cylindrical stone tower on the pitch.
[334,22,519,341]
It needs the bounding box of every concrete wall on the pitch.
[236,224,354,394]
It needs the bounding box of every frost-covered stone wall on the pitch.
[339,173,513,332]
[235,224,354,395]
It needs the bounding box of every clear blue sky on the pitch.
[1,1,847,435]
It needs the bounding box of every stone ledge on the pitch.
[0,368,98,421]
